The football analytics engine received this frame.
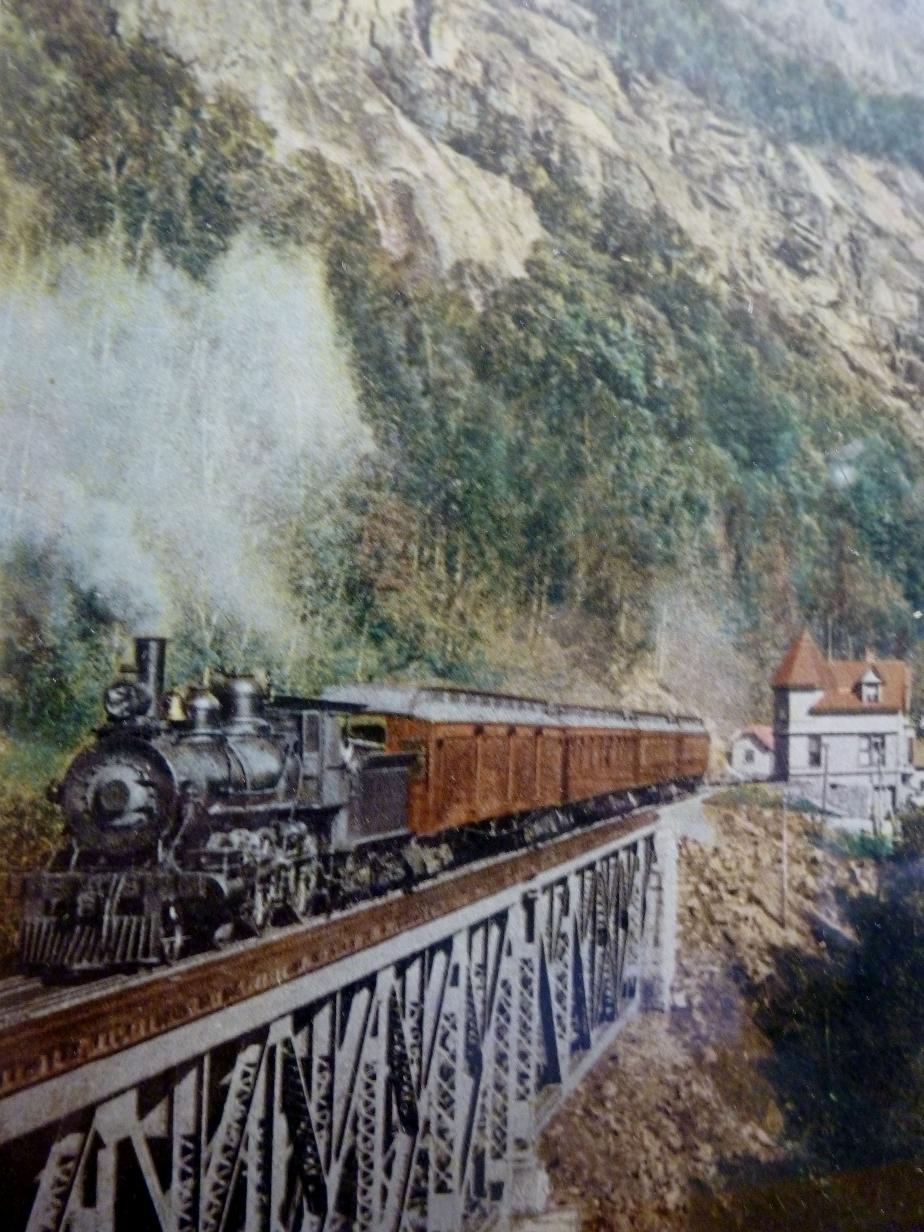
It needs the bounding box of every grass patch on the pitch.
[712,782,783,810]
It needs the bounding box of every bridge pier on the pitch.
[0,811,677,1231]
[642,824,679,1012]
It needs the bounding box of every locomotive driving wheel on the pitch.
[289,860,319,922]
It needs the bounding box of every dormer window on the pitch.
[859,668,882,704]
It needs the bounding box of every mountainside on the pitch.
[115,0,924,416]
[721,0,924,98]
[4,0,924,759]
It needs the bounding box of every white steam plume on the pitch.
[0,233,369,652]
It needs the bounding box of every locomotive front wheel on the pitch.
[286,860,320,923]
[160,904,185,964]
[241,881,271,936]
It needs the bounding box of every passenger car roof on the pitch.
[322,683,705,732]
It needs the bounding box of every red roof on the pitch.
[737,725,774,752]
[772,629,833,688]
[773,629,910,715]
[809,659,910,715]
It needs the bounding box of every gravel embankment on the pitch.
[540,796,876,1231]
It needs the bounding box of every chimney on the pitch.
[134,637,167,718]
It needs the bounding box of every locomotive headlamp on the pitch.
[103,638,168,723]
[104,681,153,722]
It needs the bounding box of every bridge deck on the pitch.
[0,807,656,1110]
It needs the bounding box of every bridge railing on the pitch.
[0,813,677,1232]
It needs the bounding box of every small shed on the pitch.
[729,725,774,781]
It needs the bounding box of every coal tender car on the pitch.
[20,638,709,974]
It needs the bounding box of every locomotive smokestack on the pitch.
[135,637,167,718]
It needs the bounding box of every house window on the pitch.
[808,736,822,767]
[859,735,886,766]
[861,681,881,703]
[744,749,755,765]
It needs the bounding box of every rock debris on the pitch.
[539,797,876,1230]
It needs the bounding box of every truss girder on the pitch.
[1,820,676,1232]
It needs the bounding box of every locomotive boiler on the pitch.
[20,638,709,975]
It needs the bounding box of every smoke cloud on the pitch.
[0,234,369,655]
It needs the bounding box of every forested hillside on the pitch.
[3,0,924,781]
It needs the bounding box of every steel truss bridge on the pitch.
[0,809,678,1232]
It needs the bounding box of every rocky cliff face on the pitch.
[722,0,924,98]
[114,0,924,425]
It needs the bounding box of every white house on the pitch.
[772,628,915,820]
[728,726,774,780]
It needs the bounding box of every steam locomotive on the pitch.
[19,637,709,974]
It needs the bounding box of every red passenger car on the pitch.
[329,685,710,838]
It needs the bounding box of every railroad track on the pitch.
[0,973,131,1029]
[0,805,659,1102]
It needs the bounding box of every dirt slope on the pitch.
[539,793,877,1230]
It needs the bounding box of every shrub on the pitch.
[895,805,924,861]
[831,829,893,861]
[0,778,63,969]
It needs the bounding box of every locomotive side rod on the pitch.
[0,806,658,1108]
